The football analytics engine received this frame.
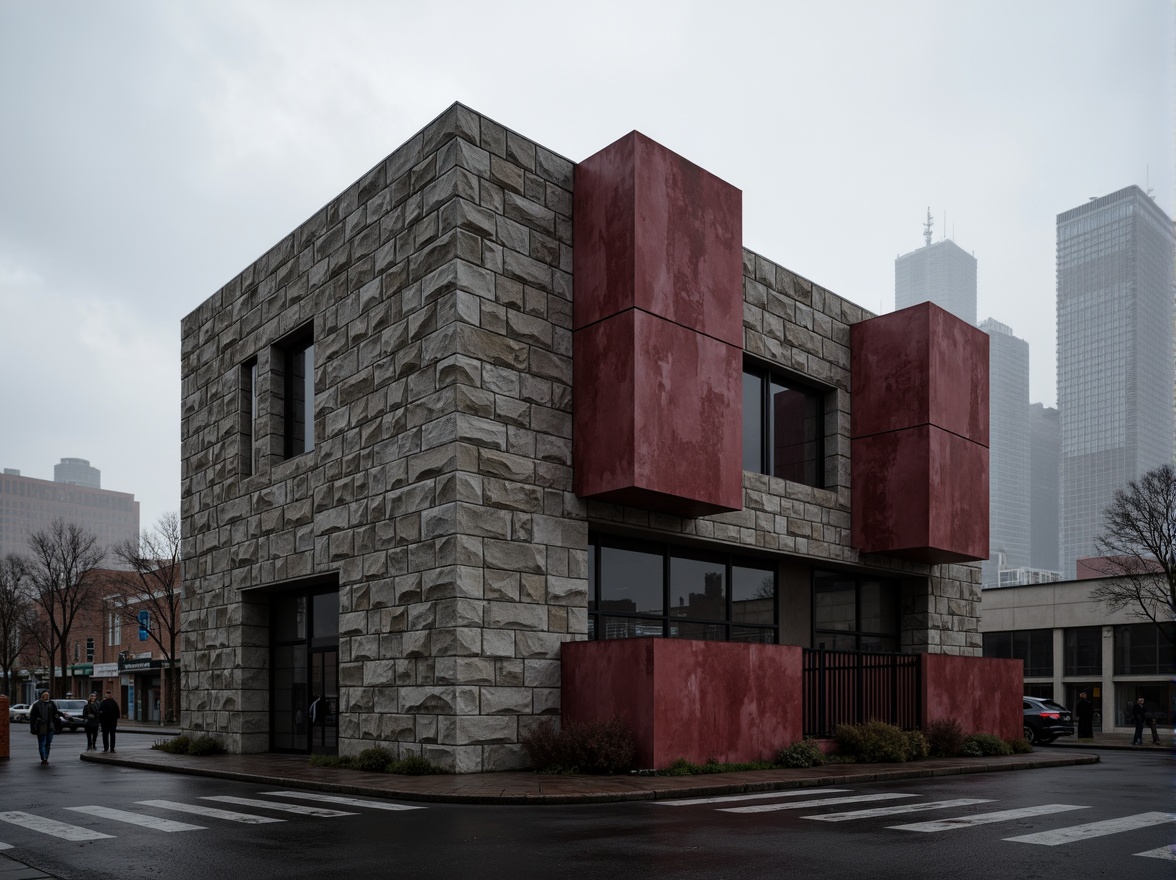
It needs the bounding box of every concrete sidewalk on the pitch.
[79,747,1106,805]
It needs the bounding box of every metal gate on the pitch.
[803,648,921,737]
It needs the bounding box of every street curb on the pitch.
[78,752,1102,806]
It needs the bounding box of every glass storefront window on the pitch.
[983,629,1053,677]
[1063,626,1102,676]
[1114,623,1176,675]
[813,571,900,652]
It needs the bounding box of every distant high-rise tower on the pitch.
[1028,403,1060,573]
[979,319,1030,587]
[1057,186,1176,578]
[53,457,101,489]
[895,209,978,324]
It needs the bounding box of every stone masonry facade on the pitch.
[180,103,981,772]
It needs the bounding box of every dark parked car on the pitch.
[1023,696,1075,745]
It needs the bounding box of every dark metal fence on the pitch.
[802,648,922,737]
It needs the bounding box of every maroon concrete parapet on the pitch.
[0,695,9,760]
[922,654,1022,741]
[562,638,803,768]
[572,133,744,516]
[850,302,989,563]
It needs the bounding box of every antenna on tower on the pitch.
[1147,164,1155,200]
[923,207,933,247]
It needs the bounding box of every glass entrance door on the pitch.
[309,649,338,754]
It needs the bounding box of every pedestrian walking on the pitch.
[1075,690,1094,740]
[28,691,64,765]
[82,692,101,751]
[1145,707,1161,745]
[1131,697,1147,746]
[98,690,121,752]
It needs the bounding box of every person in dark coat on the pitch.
[82,692,101,751]
[1075,691,1094,740]
[28,691,64,765]
[98,690,121,752]
[1131,697,1147,746]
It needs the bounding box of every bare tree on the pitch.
[108,512,183,723]
[0,554,36,700]
[1091,463,1176,643]
[25,519,105,697]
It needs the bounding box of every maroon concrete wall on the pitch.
[922,654,1022,740]
[850,302,989,563]
[0,695,8,760]
[562,639,803,768]
[572,132,743,516]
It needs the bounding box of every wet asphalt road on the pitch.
[1,730,1172,880]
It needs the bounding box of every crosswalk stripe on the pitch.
[201,796,356,818]
[0,811,114,841]
[66,806,206,832]
[1004,812,1176,847]
[260,791,425,812]
[722,793,917,814]
[659,789,852,807]
[137,800,285,825]
[890,804,1088,832]
[0,842,11,851]
[802,799,996,822]
[1135,846,1176,860]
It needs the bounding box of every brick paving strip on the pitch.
[79,750,1101,806]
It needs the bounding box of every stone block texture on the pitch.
[180,104,982,770]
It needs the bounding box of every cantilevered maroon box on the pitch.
[850,302,989,563]
[572,132,743,516]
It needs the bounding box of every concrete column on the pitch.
[1052,627,1065,701]
[1100,624,1116,731]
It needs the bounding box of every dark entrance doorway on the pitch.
[271,587,339,754]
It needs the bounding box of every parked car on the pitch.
[8,703,31,723]
[52,699,89,733]
[1023,696,1075,745]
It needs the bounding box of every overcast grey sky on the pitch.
[1,0,1172,533]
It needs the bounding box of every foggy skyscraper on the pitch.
[894,212,978,324]
[1057,186,1175,577]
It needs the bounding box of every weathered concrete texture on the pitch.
[923,654,1022,740]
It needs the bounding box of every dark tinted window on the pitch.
[743,366,825,488]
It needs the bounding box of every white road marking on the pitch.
[802,798,995,822]
[658,789,852,807]
[201,796,356,817]
[1134,846,1176,860]
[723,793,917,814]
[890,804,1089,832]
[260,791,425,811]
[1005,812,1176,847]
[0,811,114,841]
[66,806,206,832]
[0,842,11,851]
[137,800,285,825]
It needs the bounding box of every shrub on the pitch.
[521,718,637,774]
[776,739,825,768]
[391,755,444,775]
[152,735,191,754]
[355,746,395,772]
[960,739,984,757]
[923,718,966,758]
[834,721,913,764]
[659,758,775,775]
[150,734,223,756]
[1007,736,1033,754]
[186,734,224,756]
[962,733,1013,757]
[904,729,930,761]
[309,754,356,769]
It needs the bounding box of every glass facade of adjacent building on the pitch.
[894,238,978,325]
[1056,187,1175,577]
[979,319,1030,588]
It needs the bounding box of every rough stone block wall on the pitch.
[180,103,980,767]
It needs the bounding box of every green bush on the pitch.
[960,739,984,757]
[152,735,191,754]
[151,734,223,756]
[660,758,776,775]
[776,739,825,768]
[1007,736,1033,754]
[390,755,445,776]
[520,718,637,774]
[187,734,224,756]
[923,718,966,758]
[904,729,930,761]
[962,733,1013,757]
[834,721,917,763]
[355,746,395,773]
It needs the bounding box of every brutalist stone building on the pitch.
[180,104,1002,772]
